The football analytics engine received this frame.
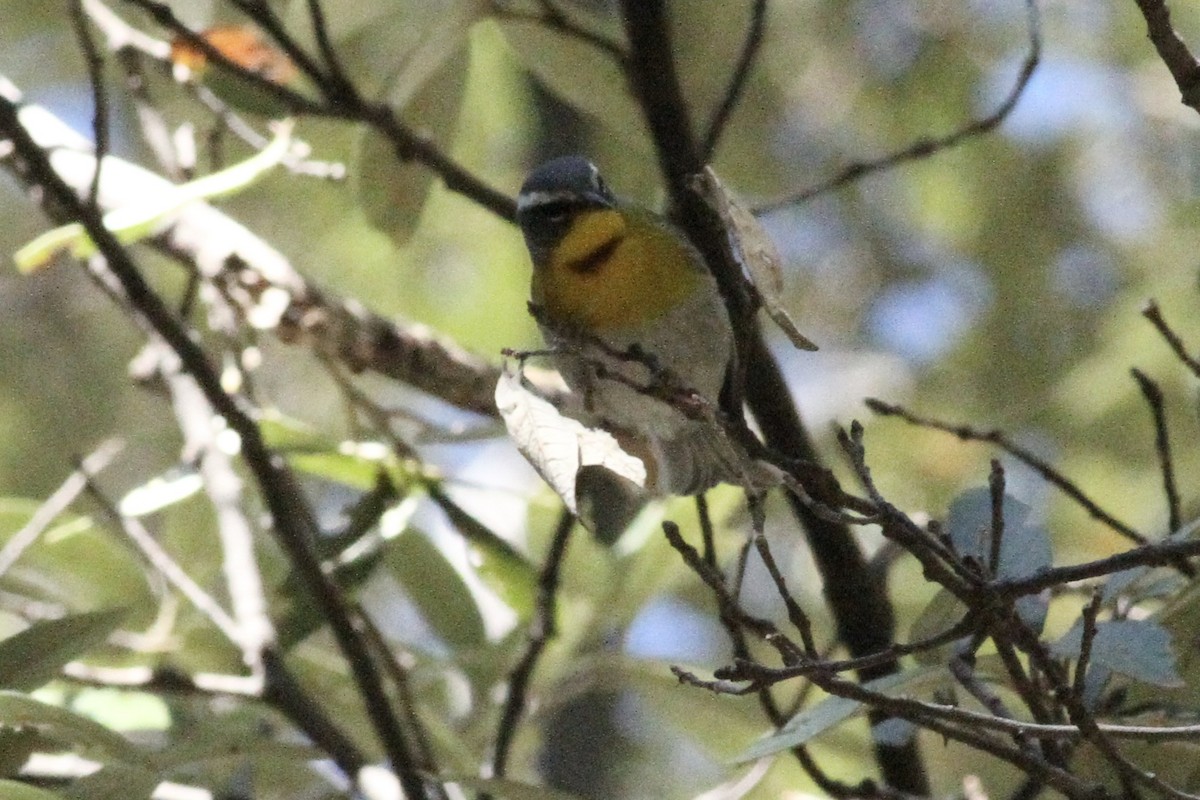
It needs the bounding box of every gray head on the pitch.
[516,156,616,260]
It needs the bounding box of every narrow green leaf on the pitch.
[446,775,586,800]
[260,412,416,491]
[63,764,161,800]
[0,727,50,775]
[0,609,126,691]
[735,667,945,762]
[157,708,322,769]
[353,48,469,244]
[385,530,486,650]
[497,14,645,146]
[908,588,969,666]
[0,692,147,766]
[14,122,293,272]
[429,487,537,616]
[0,780,70,800]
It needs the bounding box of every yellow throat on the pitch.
[532,208,708,333]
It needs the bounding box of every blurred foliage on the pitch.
[1,0,1199,798]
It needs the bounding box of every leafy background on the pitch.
[1,0,1199,798]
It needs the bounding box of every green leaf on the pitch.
[62,764,161,800]
[353,44,469,244]
[284,0,478,244]
[0,727,52,775]
[384,530,486,650]
[0,609,127,691]
[0,692,148,767]
[0,500,149,615]
[1052,618,1184,688]
[429,487,537,617]
[259,412,415,491]
[908,588,969,666]
[0,780,71,800]
[1102,517,1200,605]
[14,122,294,272]
[285,0,480,101]
[735,667,945,762]
[198,64,298,118]
[276,550,386,651]
[156,708,322,770]
[496,13,645,147]
[446,775,586,800]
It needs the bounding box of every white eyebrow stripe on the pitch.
[516,189,579,211]
[516,188,618,212]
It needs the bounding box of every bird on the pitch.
[515,155,751,497]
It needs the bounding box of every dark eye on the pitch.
[534,201,573,224]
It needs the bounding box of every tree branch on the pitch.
[117,0,517,219]
[488,510,576,787]
[617,2,927,791]
[756,0,1042,212]
[1131,368,1181,534]
[1131,0,1200,113]
[701,0,767,161]
[0,83,504,417]
[0,85,428,800]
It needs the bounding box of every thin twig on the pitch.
[489,509,575,782]
[696,494,718,570]
[950,652,1027,753]
[0,92,428,800]
[663,523,878,798]
[701,0,767,160]
[1130,0,1200,113]
[490,0,627,63]
[1072,593,1102,703]
[1131,368,1182,534]
[756,0,1042,212]
[838,423,976,595]
[1019,625,1198,800]
[729,611,978,682]
[0,439,124,578]
[118,0,516,219]
[69,0,109,208]
[991,637,1067,766]
[715,653,1200,744]
[81,474,244,645]
[752,533,818,657]
[260,649,368,780]
[867,399,1150,548]
[356,610,449,800]
[662,522,773,640]
[988,459,1006,578]
[226,0,339,96]
[994,534,1200,598]
[64,661,260,696]
[118,0,324,112]
[302,0,357,98]
[1142,300,1200,379]
[743,663,1104,799]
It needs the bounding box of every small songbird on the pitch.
[515,155,746,496]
